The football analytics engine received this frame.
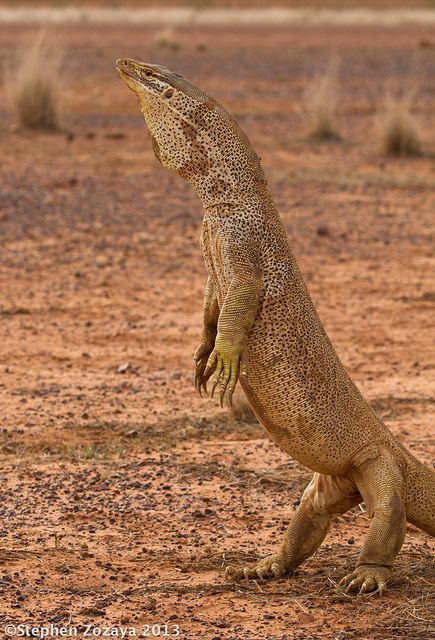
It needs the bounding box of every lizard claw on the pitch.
[339,565,391,596]
[228,388,233,407]
[193,368,203,396]
[256,568,265,581]
[194,365,210,397]
[203,349,219,397]
[193,337,216,396]
[193,374,202,397]
[211,361,222,399]
[219,385,226,408]
[225,553,289,584]
[358,577,377,595]
[197,336,244,406]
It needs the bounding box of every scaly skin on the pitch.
[116,58,435,595]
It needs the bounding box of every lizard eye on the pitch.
[144,68,153,78]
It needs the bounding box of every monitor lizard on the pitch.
[116,58,434,595]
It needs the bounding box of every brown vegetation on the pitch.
[303,60,341,140]
[6,31,61,130]
[377,90,422,156]
[154,27,181,51]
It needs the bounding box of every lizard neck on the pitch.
[199,179,278,215]
[172,100,272,213]
[193,173,276,215]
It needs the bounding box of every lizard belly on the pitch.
[241,300,384,476]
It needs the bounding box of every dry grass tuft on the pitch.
[230,390,257,424]
[377,90,422,157]
[6,31,62,131]
[154,27,181,51]
[303,61,341,140]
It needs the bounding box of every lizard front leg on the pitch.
[203,273,261,406]
[194,276,220,395]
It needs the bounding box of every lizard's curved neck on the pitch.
[178,105,271,214]
[196,176,277,218]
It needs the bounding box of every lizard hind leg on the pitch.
[225,472,361,583]
[340,450,407,596]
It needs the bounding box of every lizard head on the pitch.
[116,57,213,176]
[116,57,265,199]
[116,58,177,107]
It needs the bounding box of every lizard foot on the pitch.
[225,553,290,583]
[339,564,391,596]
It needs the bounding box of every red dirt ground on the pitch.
[0,21,434,640]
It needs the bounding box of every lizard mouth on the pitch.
[116,58,155,92]
[116,60,141,82]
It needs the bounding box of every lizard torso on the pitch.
[201,196,395,476]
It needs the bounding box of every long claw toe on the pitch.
[359,577,376,595]
[196,378,202,397]
[339,565,391,597]
[211,378,219,398]
[345,579,358,594]
[219,381,230,407]
[224,554,288,585]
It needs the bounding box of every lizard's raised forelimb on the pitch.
[199,218,262,405]
[194,276,220,394]
[203,272,261,406]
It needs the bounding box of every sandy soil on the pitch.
[0,21,434,640]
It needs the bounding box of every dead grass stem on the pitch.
[304,60,341,140]
[6,31,62,131]
[153,27,181,51]
[377,87,422,156]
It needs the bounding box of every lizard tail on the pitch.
[403,455,435,536]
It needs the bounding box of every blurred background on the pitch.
[0,2,434,638]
